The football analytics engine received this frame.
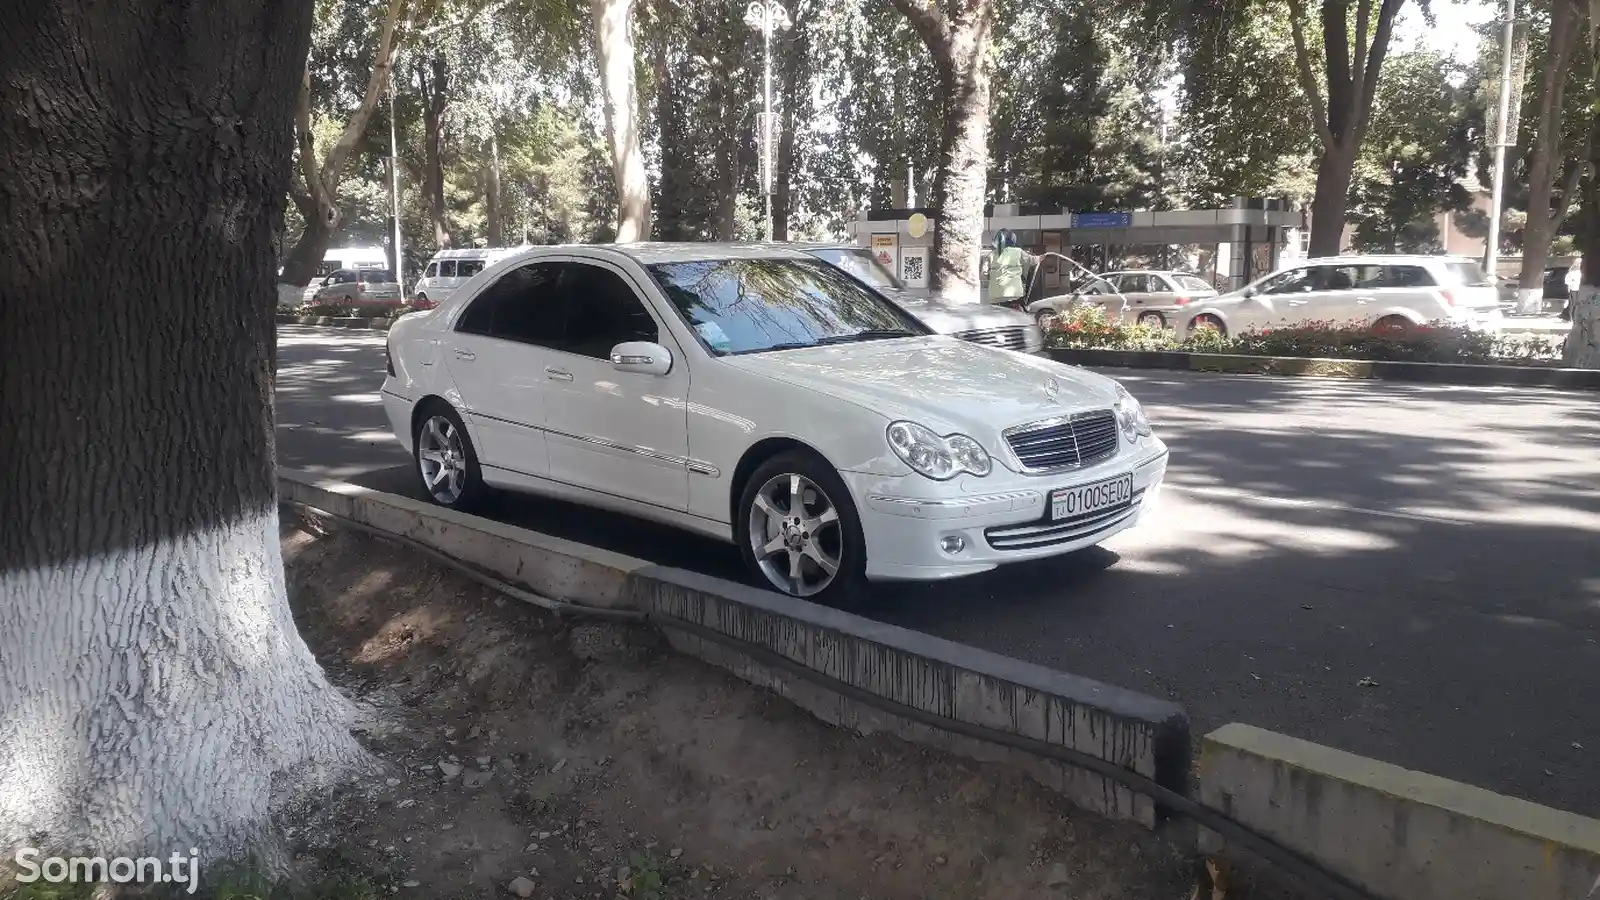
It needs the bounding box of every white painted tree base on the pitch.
[0,507,364,859]
[1513,287,1544,317]
[277,282,304,310]
[1561,287,1600,368]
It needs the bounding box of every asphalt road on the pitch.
[276,325,1600,816]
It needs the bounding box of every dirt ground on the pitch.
[280,516,1210,900]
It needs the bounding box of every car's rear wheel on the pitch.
[1136,311,1166,328]
[413,402,487,510]
[738,451,867,604]
[1373,315,1412,335]
[1190,313,1226,337]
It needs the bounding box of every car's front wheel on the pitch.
[412,402,488,510]
[737,451,867,603]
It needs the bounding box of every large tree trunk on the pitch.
[1,0,362,862]
[1566,114,1600,368]
[1307,142,1358,256]
[1516,0,1581,315]
[276,0,409,304]
[891,0,996,304]
[486,133,504,247]
[593,0,652,242]
[773,101,797,242]
[1288,0,1404,257]
[418,53,452,250]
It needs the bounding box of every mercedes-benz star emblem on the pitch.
[1044,377,1060,400]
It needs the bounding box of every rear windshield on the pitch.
[1439,261,1492,286]
[1173,274,1214,293]
[356,269,395,282]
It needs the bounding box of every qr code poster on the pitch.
[900,247,929,289]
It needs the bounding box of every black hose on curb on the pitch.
[293,503,1379,900]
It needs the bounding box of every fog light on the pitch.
[939,535,966,554]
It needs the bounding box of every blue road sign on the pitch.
[1070,212,1133,229]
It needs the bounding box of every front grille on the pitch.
[1004,409,1119,471]
[955,325,1030,351]
[985,489,1145,551]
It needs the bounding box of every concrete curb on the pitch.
[276,469,1191,827]
[1048,347,1600,390]
[1199,724,1600,900]
[275,313,395,332]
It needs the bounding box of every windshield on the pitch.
[1173,274,1215,293]
[806,247,905,291]
[647,258,929,356]
[1440,260,1492,286]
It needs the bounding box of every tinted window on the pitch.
[425,262,438,278]
[1312,265,1357,290]
[457,260,486,278]
[1117,274,1149,292]
[1146,275,1174,293]
[456,262,563,347]
[1377,265,1435,288]
[334,269,360,284]
[647,258,928,356]
[1440,261,1491,286]
[1258,268,1315,294]
[439,260,458,278]
[1174,274,1214,293]
[356,269,395,283]
[557,263,660,359]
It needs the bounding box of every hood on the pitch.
[719,336,1120,445]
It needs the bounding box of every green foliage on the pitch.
[1041,302,1175,350]
[1348,51,1481,253]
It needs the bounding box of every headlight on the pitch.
[1113,384,1153,440]
[886,421,992,480]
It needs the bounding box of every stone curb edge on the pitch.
[275,468,1191,829]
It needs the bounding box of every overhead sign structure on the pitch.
[1070,212,1133,229]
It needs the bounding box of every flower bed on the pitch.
[1042,303,1563,365]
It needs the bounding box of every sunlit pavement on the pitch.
[275,325,1600,816]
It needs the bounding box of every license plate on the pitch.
[1051,473,1133,521]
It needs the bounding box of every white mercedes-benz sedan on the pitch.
[380,243,1169,603]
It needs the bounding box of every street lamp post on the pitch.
[744,0,791,243]
[388,69,406,297]
[1485,0,1517,295]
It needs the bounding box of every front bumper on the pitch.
[842,438,1168,581]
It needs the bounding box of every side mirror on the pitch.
[610,341,673,376]
[1242,286,1258,300]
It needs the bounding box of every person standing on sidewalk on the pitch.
[1563,255,1583,321]
[987,230,1037,307]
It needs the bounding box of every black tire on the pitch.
[736,450,868,605]
[1373,315,1412,335]
[1136,311,1166,328]
[411,401,489,511]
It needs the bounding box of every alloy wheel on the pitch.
[1137,311,1165,328]
[748,472,844,597]
[417,415,467,504]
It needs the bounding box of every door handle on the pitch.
[1356,297,1374,304]
[454,348,476,361]
[545,366,573,382]
[1287,299,1309,306]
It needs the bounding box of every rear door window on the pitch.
[1174,274,1214,293]
[457,260,486,278]
[1377,265,1436,288]
[456,262,565,347]
[1118,274,1150,293]
[1146,275,1174,294]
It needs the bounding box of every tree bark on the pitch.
[1566,112,1600,368]
[593,0,652,242]
[417,52,452,250]
[277,0,409,301]
[890,0,995,304]
[1516,0,1581,314]
[772,7,812,243]
[1288,0,1404,257]
[773,101,797,241]
[486,133,504,247]
[0,0,363,861]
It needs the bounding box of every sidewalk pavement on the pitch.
[1501,315,1570,334]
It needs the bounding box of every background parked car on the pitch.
[311,268,404,312]
[1095,270,1220,328]
[1025,273,1128,328]
[1174,255,1503,338]
[413,247,525,309]
[796,244,1045,354]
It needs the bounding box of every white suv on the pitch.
[1176,255,1504,338]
